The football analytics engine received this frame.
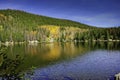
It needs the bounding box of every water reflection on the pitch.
[3,42,120,70]
[33,50,120,80]
[0,42,120,79]
[6,42,91,67]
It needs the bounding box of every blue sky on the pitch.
[0,0,120,27]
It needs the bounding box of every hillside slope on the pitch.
[0,9,94,29]
[0,9,94,42]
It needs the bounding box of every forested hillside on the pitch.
[74,27,120,41]
[0,9,94,42]
[0,9,93,28]
[0,9,120,43]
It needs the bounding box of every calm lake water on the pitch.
[1,42,120,80]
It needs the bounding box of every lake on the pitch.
[1,42,120,80]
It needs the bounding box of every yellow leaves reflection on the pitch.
[42,43,61,61]
[25,42,89,62]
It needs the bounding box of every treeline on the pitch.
[74,27,120,41]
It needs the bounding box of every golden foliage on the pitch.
[37,25,88,41]
[0,13,6,20]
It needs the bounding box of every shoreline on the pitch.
[0,40,120,46]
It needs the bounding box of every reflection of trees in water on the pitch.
[0,46,34,80]
[25,43,51,55]
[74,42,120,50]
[1,42,120,79]
[94,42,120,50]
